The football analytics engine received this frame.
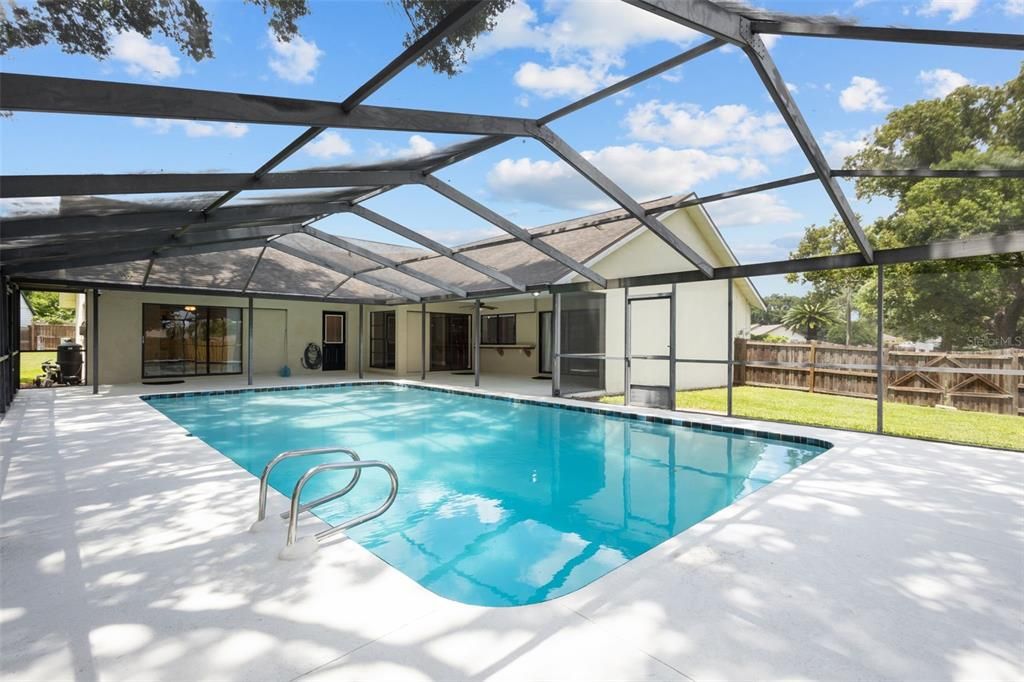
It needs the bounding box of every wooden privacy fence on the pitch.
[19,324,77,351]
[733,340,1024,416]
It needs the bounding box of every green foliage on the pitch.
[24,291,75,324]
[600,386,1023,450]
[783,299,838,341]
[751,333,792,344]
[751,293,801,325]
[0,0,508,77]
[0,0,307,61]
[791,64,1024,350]
[396,0,514,77]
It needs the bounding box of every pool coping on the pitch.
[139,379,834,452]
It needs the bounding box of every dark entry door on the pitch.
[322,311,346,371]
[430,313,470,371]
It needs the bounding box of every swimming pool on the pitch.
[145,382,830,607]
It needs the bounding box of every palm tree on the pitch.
[784,299,838,341]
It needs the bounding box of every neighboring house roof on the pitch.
[24,193,760,306]
[750,323,806,340]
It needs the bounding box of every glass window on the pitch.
[481,313,516,345]
[142,303,243,378]
[324,314,344,344]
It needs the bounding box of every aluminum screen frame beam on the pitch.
[340,0,489,111]
[12,276,384,305]
[345,204,527,292]
[537,38,723,125]
[1,224,301,265]
[298,225,467,297]
[747,21,1024,51]
[1,200,340,239]
[420,174,609,287]
[0,170,424,199]
[625,0,874,262]
[267,241,422,302]
[0,73,538,137]
[531,124,715,277]
[7,237,276,275]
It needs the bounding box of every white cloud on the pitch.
[267,29,323,83]
[702,193,802,227]
[786,82,799,94]
[476,0,698,62]
[110,31,180,79]
[515,94,531,108]
[304,132,353,159]
[918,68,971,97]
[476,1,698,98]
[131,118,249,138]
[822,129,872,165]
[369,135,438,160]
[839,76,891,112]
[625,101,796,156]
[1006,0,1024,14]
[487,144,765,211]
[514,62,618,98]
[919,0,979,22]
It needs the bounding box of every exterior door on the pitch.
[538,311,552,374]
[322,312,346,371]
[370,310,396,369]
[429,313,471,371]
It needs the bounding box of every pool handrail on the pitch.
[254,447,362,524]
[286,460,399,546]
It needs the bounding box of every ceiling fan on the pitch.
[458,302,499,310]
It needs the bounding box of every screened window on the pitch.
[481,313,516,345]
[370,311,396,369]
[142,304,242,378]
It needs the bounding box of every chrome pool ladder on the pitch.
[251,447,399,559]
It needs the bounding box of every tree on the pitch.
[0,0,509,77]
[783,299,838,342]
[24,291,75,324]
[751,293,801,325]
[790,64,1024,350]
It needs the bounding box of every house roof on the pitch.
[17,195,687,302]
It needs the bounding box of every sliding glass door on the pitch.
[370,310,396,369]
[429,313,471,371]
[142,303,242,378]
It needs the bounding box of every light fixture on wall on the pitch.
[183,305,197,312]
[532,291,540,297]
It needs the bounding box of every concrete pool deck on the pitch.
[1,376,1022,681]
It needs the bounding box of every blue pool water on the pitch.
[146,383,829,607]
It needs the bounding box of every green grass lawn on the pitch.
[601,385,1023,451]
[19,351,55,385]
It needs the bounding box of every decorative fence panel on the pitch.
[19,324,77,351]
[733,340,1023,416]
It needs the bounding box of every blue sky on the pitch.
[1,0,1021,295]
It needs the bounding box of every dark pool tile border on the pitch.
[141,381,833,451]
